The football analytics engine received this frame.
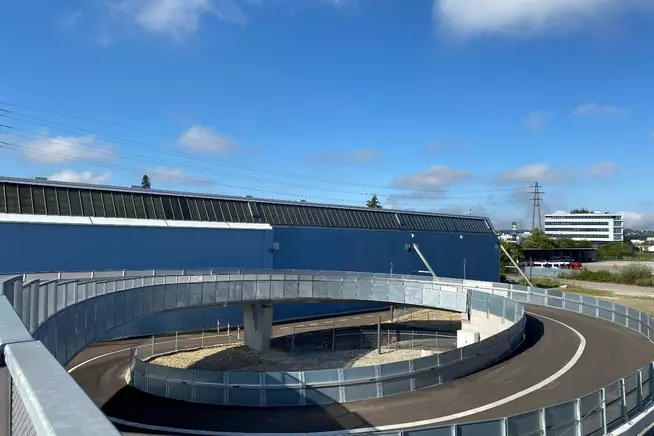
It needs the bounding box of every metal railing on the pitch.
[0,278,121,436]
[1,269,653,435]
[129,295,520,406]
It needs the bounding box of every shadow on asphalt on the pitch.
[494,314,545,366]
[104,385,373,434]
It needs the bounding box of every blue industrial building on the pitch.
[0,176,499,334]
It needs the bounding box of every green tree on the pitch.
[575,240,593,248]
[500,240,524,270]
[570,208,590,214]
[521,228,558,249]
[366,194,382,209]
[555,237,577,248]
[141,174,151,189]
[597,242,631,260]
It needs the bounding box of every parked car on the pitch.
[500,274,517,284]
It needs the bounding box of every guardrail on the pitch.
[0,277,121,436]
[1,270,653,435]
[129,289,523,407]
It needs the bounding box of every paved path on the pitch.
[68,305,654,434]
[560,279,654,296]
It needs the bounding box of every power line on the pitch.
[0,139,518,211]
[0,127,506,203]
[0,100,489,176]
[0,141,358,204]
[0,103,515,193]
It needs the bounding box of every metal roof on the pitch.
[0,176,496,234]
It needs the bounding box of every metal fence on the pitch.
[0,278,121,436]
[1,269,654,434]
[320,329,457,353]
[129,285,523,406]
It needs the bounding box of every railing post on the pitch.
[573,398,582,436]
[0,365,10,436]
[638,369,644,412]
[539,407,546,434]
[500,417,508,436]
[620,378,628,425]
[600,388,608,434]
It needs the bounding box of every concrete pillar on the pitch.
[243,303,273,351]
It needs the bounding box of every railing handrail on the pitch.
[1,271,653,435]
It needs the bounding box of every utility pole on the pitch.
[530,182,545,231]
[468,206,473,216]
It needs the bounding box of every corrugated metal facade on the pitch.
[273,227,499,281]
[0,223,273,273]
[0,222,498,280]
[0,177,499,326]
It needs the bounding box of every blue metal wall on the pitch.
[272,227,499,282]
[0,222,498,281]
[99,301,388,340]
[1,222,497,335]
[0,223,273,274]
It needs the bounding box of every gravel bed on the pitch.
[150,344,427,372]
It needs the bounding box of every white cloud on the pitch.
[48,170,112,184]
[498,163,571,183]
[179,125,239,154]
[620,212,654,230]
[61,11,83,28]
[433,0,642,38]
[306,149,384,164]
[587,161,618,178]
[391,165,469,189]
[571,103,629,118]
[149,167,215,186]
[525,110,550,131]
[22,134,115,164]
[111,0,255,38]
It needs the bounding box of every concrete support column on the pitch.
[243,303,273,351]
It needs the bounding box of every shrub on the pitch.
[568,268,615,283]
[635,278,654,287]
[518,277,560,288]
[562,264,654,287]
[617,264,653,285]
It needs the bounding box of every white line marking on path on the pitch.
[107,311,587,436]
[68,347,133,373]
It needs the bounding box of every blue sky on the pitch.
[1,0,654,229]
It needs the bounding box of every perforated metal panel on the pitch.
[10,379,37,436]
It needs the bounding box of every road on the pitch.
[68,305,654,434]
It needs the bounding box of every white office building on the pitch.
[544,211,623,243]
